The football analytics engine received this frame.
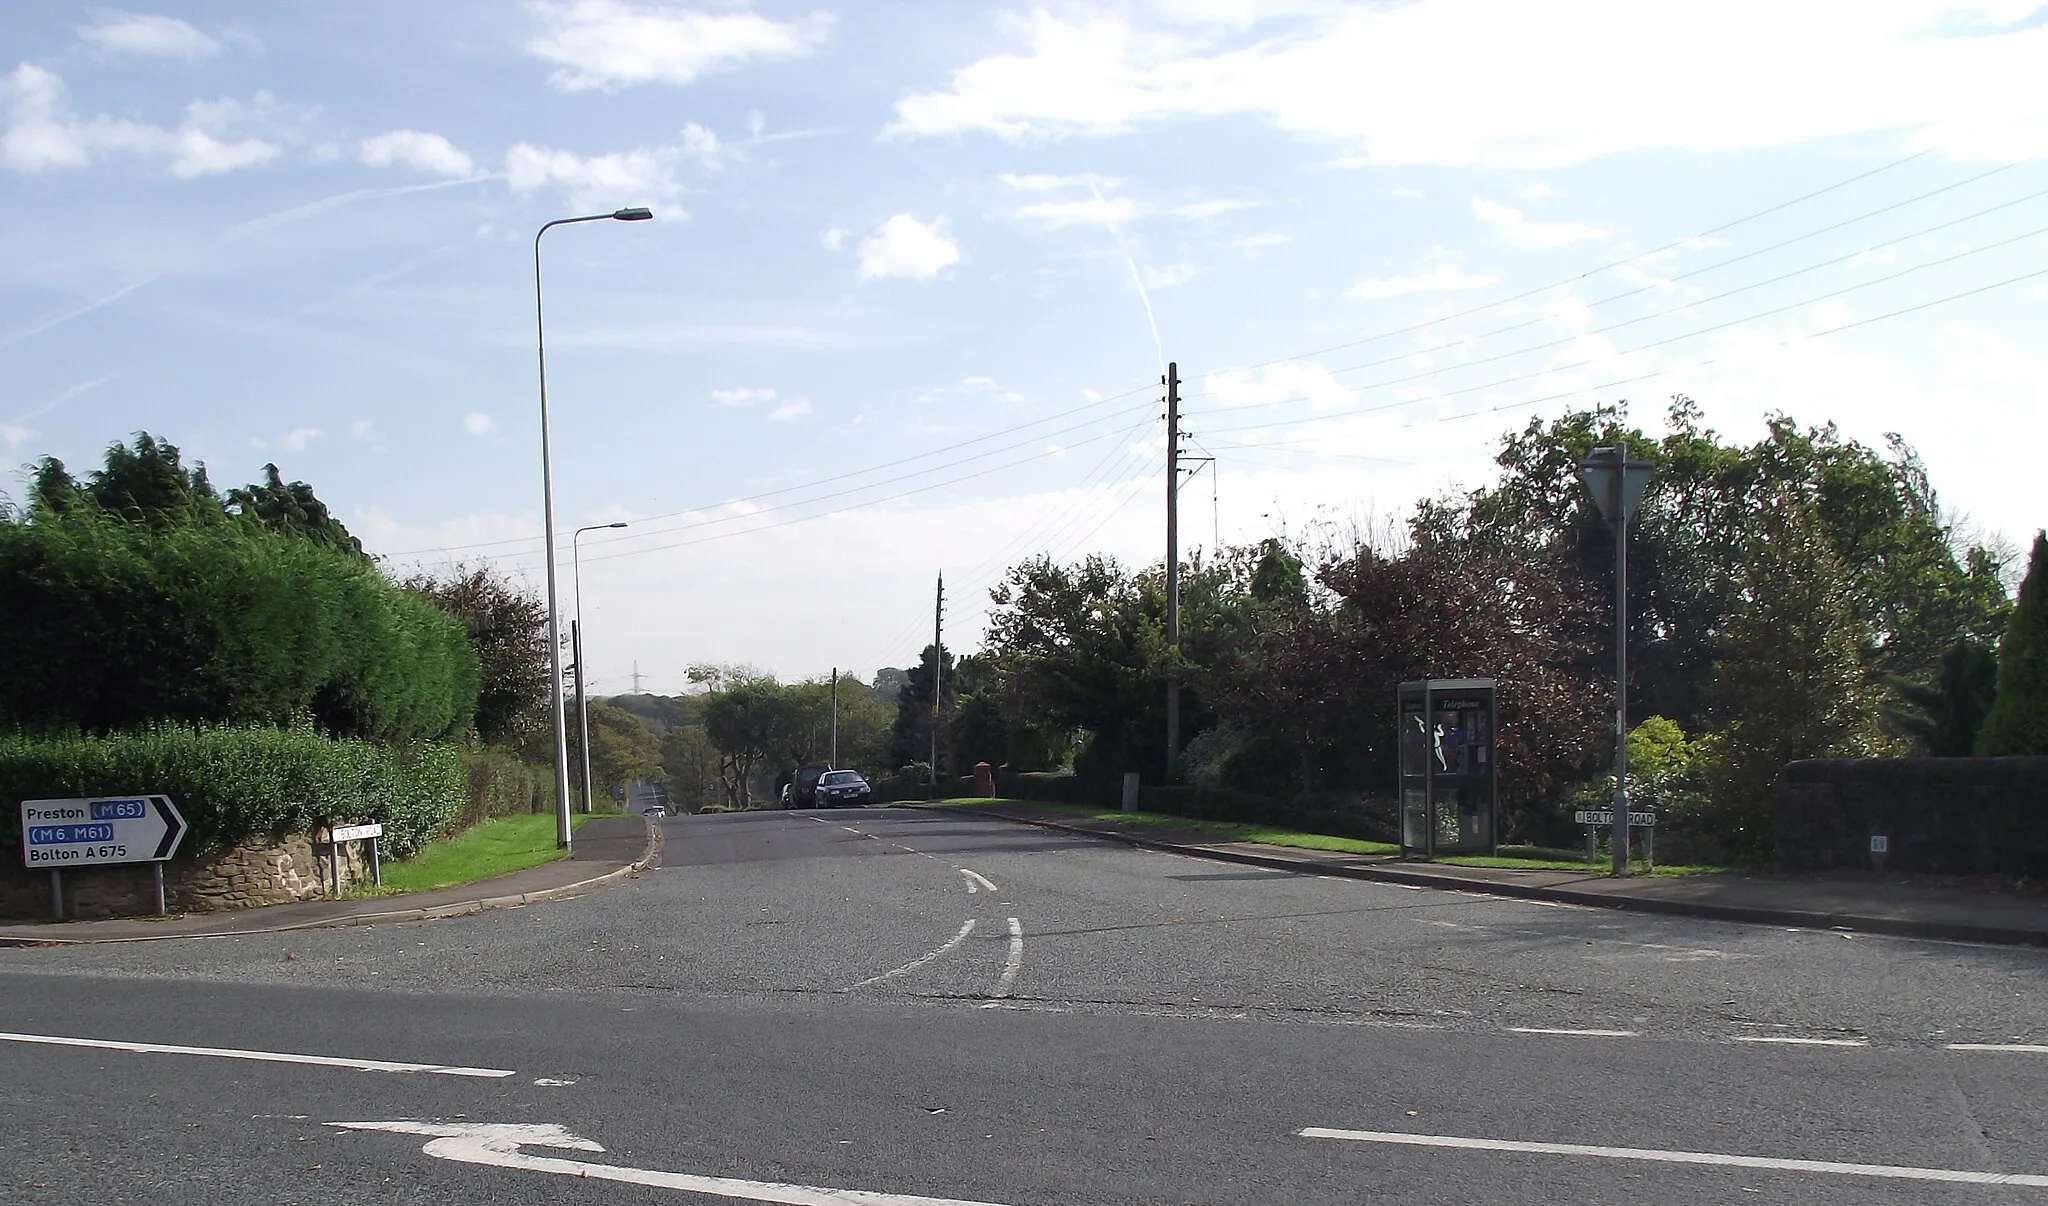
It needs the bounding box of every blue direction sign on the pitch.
[19,796,187,868]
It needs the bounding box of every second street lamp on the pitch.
[574,521,629,816]
[536,206,653,852]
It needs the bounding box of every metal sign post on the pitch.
[1577,447,1655,877]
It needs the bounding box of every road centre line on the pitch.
[995,917,1024,998]
[0,1030,515,1078]
[1507,1027,1639,1038]
[1949,1043,2048,1053]
[960,869,998,894]
[1730,1035,1869,1047]
[847,920,977,990]
[1298,1127,2048,1187]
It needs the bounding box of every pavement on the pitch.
[914,799,2048,947]
[0,813,659,946]
[2,806,2045,1206]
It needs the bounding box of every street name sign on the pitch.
[330,822,384,843]
[19,795,187,868]
[1573,809,1657,827]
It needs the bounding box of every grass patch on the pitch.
[365,812,595,895]
[939,797,1729,875]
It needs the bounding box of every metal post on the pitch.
[830,667,839,767]
[573,618,591,813]
[369,835,383,886]
[1612,485,1630,877]
[153,862,166,916]
[931,575,943,799]
[1164,361,1181,783]
[50,869,63,921]
[328,837,342,897]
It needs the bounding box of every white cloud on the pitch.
[350,419,377,440]
[1143,261,1200,289]
[528,0,833,91]
[1470,195,1606,250]
[858,214,960,280]
[79,13,221,59]
[464,412,497,436]
[821,225,849,251]
[1391,186,1425,199]
[1,423,35,451]
[1202,361,1353,410]
[999,171,1096,192]
[1349,261,1498,300]
[1515,182,1561,200]
[281,427,322,451]
[888,3,2048,166]
[711,386,776,407]
[1172,197,1259,220]
[360,129,476,177]
[1018,195,1140,228]
[768,398,813,422]
[505,142,685,217]
[0,65,282,176]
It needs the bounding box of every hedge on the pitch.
[0,726,462,859]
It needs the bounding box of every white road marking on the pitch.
[1298,1127,2048,1187]
[1949,1043,2048,1054]
[334,1121,1019,1205]
[847,921,977,990]
[1729,1035,1869,1047]
[1507,1028,1638,1038]
[960,869,998,894]
[0,1030,514,1078]
[994,917,1024,998]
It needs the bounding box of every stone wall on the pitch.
[0,831,376,921]
[1777,757,2048,877]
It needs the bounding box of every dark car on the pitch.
[813,769,873,808]
[781,762,832,809]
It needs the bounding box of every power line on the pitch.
[1193,224,2048,438]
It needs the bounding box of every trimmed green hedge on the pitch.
[460,745,554,827]
[0,726,462,858]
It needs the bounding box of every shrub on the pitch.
[0,726,461,858]
[1979,532,2048,756]
[459,745,554,826]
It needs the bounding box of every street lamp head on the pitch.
[612,207,654,222]
[607,521,629,529]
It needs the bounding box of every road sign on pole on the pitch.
[19,796,187,869]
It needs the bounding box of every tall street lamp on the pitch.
[1577,445,1655,877]
[574,521,629,817]
[536,206,653,851]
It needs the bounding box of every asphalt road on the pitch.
[3,807,2046,1205]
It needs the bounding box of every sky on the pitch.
[3,0,2046,696]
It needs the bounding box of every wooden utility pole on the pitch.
[931,574,944,799]
[1164,362,1181,783]
[829,667,839,767]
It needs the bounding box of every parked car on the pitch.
[813,769,873,808]
[781,762,832,809]
[640,805,668,819]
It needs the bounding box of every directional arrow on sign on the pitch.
[329,1120,1018,1205]
[147,796,187,860]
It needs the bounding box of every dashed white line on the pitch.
[1298,1127,2048,1187]
[960,869,998,894]
[1730,1035,1869,1047]
[1507,1028,1639,1038]
[1948,1043,2048,1054]
[0,1031,515,1078]
[847,920,977,990]
[995,917,1024,998]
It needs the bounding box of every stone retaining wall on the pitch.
[1777,756,2048,877]
[0,832,374,920]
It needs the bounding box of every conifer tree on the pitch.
[1977,532,2048,756]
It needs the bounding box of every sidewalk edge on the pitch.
[919,804,2048,948]
[0,816,663,947]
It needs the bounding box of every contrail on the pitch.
[1088,172,1165,375]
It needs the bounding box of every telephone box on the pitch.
[1398,679,1498,859]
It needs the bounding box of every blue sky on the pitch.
[4,1,2046,693]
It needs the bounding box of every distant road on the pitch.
[2,807,2045,1204]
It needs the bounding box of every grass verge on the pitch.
[363,812,598,896]
[934,797,1726,876]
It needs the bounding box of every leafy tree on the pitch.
[1978,532,2048,756]
[659,723,723,812]
[226,463,362,555]
[700,675,792,808]
[405,565,552,750]
[888,643,958,774]
[1883,638,1999,756]
[575,700,662,804]
[80,434,222,529]
[1707,492,1893,856]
